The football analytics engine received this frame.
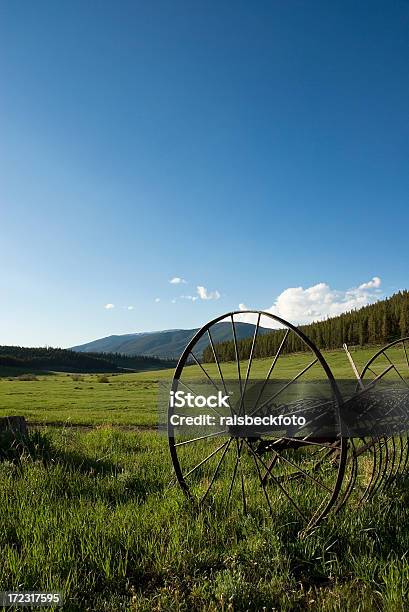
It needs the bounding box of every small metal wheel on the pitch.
[350,338,409,501]
[168,311,347,532]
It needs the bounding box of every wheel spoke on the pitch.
[184,440,229,479]
[175,430,227,446]
[252,329,290,415]
[245,440,273,515]
[261,453,279,485]
[226,447,240,510]
[201,438,233,504]
[236,438,247,514]
[268,448,333,493]
[244,439,307,521]
[189,351,222,392]
[231,314,243,399]
[238,313,261,416]
[381,351,409,388]
[249,357,318,417]
[178,371,224,419]
[207,329,236,415]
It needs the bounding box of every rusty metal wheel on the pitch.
[168,311,347,532]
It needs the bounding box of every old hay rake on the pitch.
[167,311,409,533]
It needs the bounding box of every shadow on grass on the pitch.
[0,430,120,475]
[0,366,55,378]
[0,430,165,502]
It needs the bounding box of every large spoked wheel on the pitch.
[351,338,409,500]
[168,311,347,533]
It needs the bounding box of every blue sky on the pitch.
[1,1,408,347]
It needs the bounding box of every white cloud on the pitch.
[181,295,199,302]
[104,303,115,310]
[358,276,381,290]
[155,297,161,303]
[239,303,248,311]
[127,305,134,310]
[171,298,177,304]
[236,277,382,327]
[197,286,221,301]
[169,277,187,284]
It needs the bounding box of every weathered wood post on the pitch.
[0,416,28,437]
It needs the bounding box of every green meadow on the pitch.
[0,346,408,611]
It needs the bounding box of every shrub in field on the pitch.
[97,375,110,383]
[16,373,38,381]
[71,374,83,382]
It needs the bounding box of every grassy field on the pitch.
[0,346,408,610]
[0,345,404,426]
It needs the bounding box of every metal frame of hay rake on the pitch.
[167,311,409,533]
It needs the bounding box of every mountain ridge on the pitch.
[71,322,268,359]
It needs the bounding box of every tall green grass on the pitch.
[0,428,408,611]
[0,345,408,610]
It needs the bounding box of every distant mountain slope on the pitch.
[0,345,174,373]
[72,322,267,359]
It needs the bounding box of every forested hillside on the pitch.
[203,291,409,362]
[72,322,265,358]
[0,346,175,373]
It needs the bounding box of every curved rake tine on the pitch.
[402,436,409,474]
[356,437,377,504]
[389,388,409,483]
[335,440,358,512]
[386,435,404,487]
[384,390,408,486]
[362,436,383,502]
[370,437,390,499]
[384,436,397,489]
[389,435,404,483]
[373,437,390,497]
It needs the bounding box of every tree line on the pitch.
[203,291,409,363]
[0,345,176,373]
